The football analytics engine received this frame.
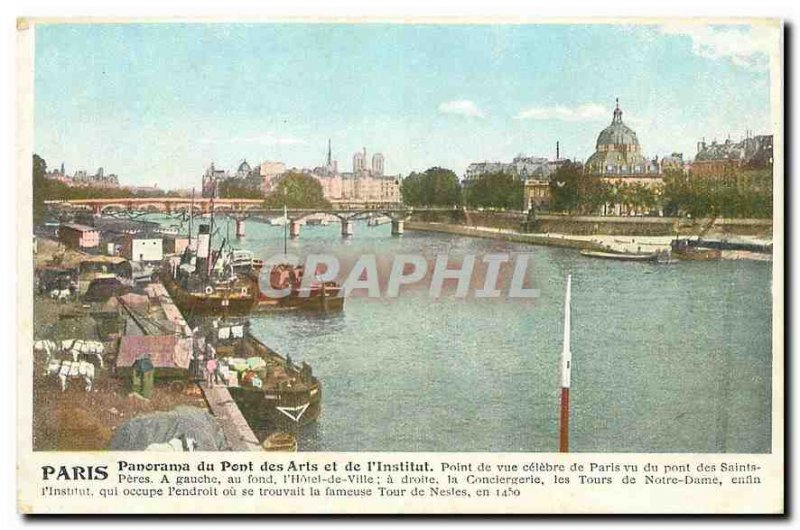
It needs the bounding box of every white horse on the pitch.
[145,435,197,452]
[45,359,95,392]
[49,289,71,302]
[61,339,105,368]
[34,340,57,362]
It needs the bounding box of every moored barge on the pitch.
[207,321,322,430]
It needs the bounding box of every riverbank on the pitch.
[405,221,773,260]
[405,221,607,251]
[408,210,773,238]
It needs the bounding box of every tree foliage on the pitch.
[33,154,47,223]
[216,178,263,199]
[663,169,772,219]
[464,171,524,210]
[263,171,330,209]
[401,167,462,207]
[32,153,183,221]
[549,161,585,213]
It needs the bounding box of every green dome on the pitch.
[585,100,657,176]
[595,102,639,150]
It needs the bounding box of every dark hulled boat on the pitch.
[671,239,722,261]
[160,225,259,317]
[160,266,258,316]
[207,322,322,430]
[253,263,344,313]
[579,249,662,262]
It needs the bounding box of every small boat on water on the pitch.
[671,239,721,261]
[267,216,288,226]
[367,215,391,227]
[262,432,298,451]
[579,249,662,262]
[252,263,344,313]
[305,218,330,227]
[204,320,322,430]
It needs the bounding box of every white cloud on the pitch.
[438,100,486,118]
[199,134,306,146]
[659,24,776,70]
[513,103,608,122]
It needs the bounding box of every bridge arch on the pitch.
[99,203,129,213]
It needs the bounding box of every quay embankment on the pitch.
[31,236,264,451]
[405,221,607,251]
[405,219,773,260]
[407,210,773,238]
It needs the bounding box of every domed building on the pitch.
[584,100,663,215]
[585,99,659,178]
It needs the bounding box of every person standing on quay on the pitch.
[205,357,218,387]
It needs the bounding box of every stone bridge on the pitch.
[45,199,459,238]
[44,197,265,215]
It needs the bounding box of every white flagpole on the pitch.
[559,274,572,452]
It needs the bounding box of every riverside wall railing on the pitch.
[406,210,773,237]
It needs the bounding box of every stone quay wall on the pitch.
[407,210,773,237]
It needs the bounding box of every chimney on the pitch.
[556,141,560,160]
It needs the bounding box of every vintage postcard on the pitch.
[16,18,783,514]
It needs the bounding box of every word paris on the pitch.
[262,253,540,299]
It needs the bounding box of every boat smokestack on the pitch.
[196,224,211,275]
[559,274,572,452]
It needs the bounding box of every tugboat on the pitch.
[670,238,722,261]
[160,224,259,316]
[204,319,322,430]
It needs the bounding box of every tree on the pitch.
[465,171,524,210]
[663,168,772,219]
[549,161,583,213]
[33,154,48,223]
[580,177,612,215]
[217,178,263,199]
[401,167,462,207]
[264,171,330,209]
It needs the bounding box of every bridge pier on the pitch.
[235,218,246,238]
[341,219,353,238]
[391,219,404,236]
[290,220,301,239]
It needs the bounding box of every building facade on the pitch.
[465,146,567,212]
[45,164,120,188]
[306,142,401,206]
[59,223,100,250]
[584,100,663,215]
[690,134,773,192]
[122,235,164,263]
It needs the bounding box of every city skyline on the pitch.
[34,22,777,188]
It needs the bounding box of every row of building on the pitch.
[56,218,191,265]
[201,142,402,207]
[45,164,121,188]
[463,99,773,215]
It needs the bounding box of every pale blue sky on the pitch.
[34,23,777,188]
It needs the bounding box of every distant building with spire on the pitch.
[45,162,120,188]
[304,141,401,206]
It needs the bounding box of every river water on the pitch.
[153,215,773,453]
